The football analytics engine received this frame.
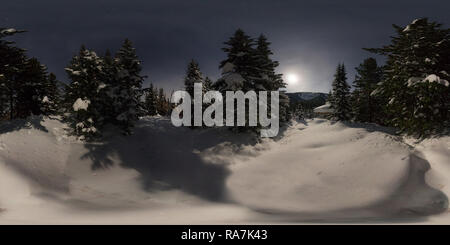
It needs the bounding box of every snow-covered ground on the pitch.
[0,116,449,224]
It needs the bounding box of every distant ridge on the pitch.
[286,92,328,109]
[286,92,328,102]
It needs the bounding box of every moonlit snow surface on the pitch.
[0,116,449,224]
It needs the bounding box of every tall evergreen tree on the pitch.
[143,83,158,116]
[351,58,383,123]
[41,72,62,115]
[114,39,145,134]
[365,18,450,136]
[255,34,290,123]
[64,45,104,139]
[0,28,27,119]
[216,29,258,93]
[184,59,203,97]
[98,49,119,122]
[203,77,213,94]
[16,57,49,118]
[330,63,351,121]
[156,88,169,116]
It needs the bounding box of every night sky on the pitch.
[2,0,450,93]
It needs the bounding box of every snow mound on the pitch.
[228,120,449,222]
[0,117,449,224]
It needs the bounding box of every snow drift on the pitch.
[0,116,449,224]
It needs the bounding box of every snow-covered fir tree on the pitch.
[64,45,104,139]
[351,58,383,123]
[113,39,145,134]
[365,18,450,136]
[0,27,27,119]
[41,73,62,115]
[98,49,119,123]
[1,28,59,119]
[330,63,351,121]
[215,29,289,133]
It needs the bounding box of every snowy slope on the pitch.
[0,116,449,224]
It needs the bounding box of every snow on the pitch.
[313,102,333,114]
[0,28,17,35]
[97,83,106,92]
[423,74,449,87]
[0,117,449,224]
[403,19,420,32]
[222,62,235,74]
[407,75,449,87]
[72,98,90,111]
[223,73,245,90]
[42,96,50,103]
[64,68,81,76]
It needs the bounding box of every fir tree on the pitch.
[156,88,169,116]
[0,28,27,119]
[143,83,158,116]
[255,34,290,123]
[216,29,258,93]
[114,39,145,134]
[184,59,203,97]
[98,49,119,122]
[365,18,450,136]
[16,57,49,118]
[330,63,351,121]
[351,58,383,123]
[203,77,213,94]
[41,73,62,115]
[64,45,104,139]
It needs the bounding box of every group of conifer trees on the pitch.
[181,29,291,133]
[1,27,289,139]
[329,18,449,137]
[0,29,172,139]
[2,18,448,138]
[0,28,62,121]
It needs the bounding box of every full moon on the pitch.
[285,73,300,84]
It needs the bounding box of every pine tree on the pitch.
[0,28,27,119]
[156,88,169,116]
[184,59,203,97]
[64,45,104,139]
[41,73,62,115]
[216,29,258,93]
[203,77,213,94]
[98,49,119,122]
[114,39,145,134]
[255,34,290,123]
[330,63,351,121]
[143,83,158,116]
[365,18,450,136]
[351,58,383,123]
[16,57,49,118]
